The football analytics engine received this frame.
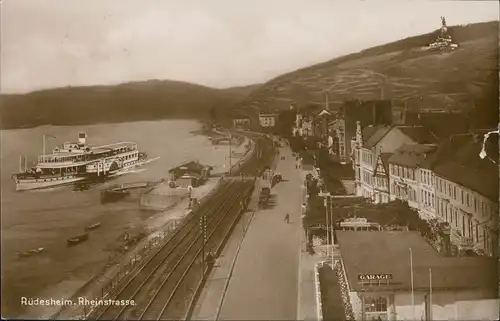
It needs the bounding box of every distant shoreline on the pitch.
[0,115,207,131]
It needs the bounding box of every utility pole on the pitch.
[200,215,207,276]
[410,247,415,321]
[229,132,232,175]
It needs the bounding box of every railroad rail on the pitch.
[138,181,253,320]
[87,132,274,321]
[90,180,240,320]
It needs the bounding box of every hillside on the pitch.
[0,80,260,129]
[236,21,499,115]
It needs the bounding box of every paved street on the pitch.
[216,144,303,320]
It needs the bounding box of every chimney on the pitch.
[325,91,330,112]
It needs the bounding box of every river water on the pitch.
[0,119,233,318]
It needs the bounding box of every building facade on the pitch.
[372,153,391,204]
[387,144,438,212]
[258,113,277,128]
[353,123,435,203]
[337,231,497,321]
[232,117,251,129]
[431,133,498,257]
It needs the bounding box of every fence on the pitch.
[314,262,325,321]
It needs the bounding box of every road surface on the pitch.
[218,144,303,320]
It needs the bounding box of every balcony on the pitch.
[450,229,474,250]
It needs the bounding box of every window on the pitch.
[466,193,470,207]
[363,296,388,313]
[403,167,408,178]
[453,186,457,200]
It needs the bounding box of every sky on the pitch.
[1,0,498,94]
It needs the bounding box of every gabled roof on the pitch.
[388,143,438,168]
[338,231,496,292]
[363,125,392,149]
[169,161,212,173]
[317,109,332,117]
[396,126,437,144]
[431,132,498,201]
[374,152,392,176]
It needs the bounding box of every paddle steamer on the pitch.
[12,132,154,191]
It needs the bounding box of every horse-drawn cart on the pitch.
[258,187,271,209]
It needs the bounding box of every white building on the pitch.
[258,113,277,128]
[293,112,314,137]
[431,133,498,257]
[353,122,436,203]
[387,143,438,213]
[337,231,497,321]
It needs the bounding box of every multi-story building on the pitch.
[232,117,251,129]
[353,122,437,202]
[430,133,498,257]
[258,113,277,128]
[293,114,314,137]
[387,143,438,212]
[329,100,392,164]
[418,159,438,220]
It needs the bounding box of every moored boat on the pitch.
[12,133,157,191]
[17,247,45,258]
[100,181,160,204]
[67,233,89,246]
[85,222,101,231]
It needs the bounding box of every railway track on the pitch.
[91,180,238,320]
[138,181,253,320]
[88,133,274,321]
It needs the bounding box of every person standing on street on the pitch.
[284,213,290,224]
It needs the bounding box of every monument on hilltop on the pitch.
[428,16,458,52]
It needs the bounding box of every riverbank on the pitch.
[33,136,252,320]
[0,120,248,318]
[47,178,223,320]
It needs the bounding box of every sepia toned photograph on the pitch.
[1,1,499,320]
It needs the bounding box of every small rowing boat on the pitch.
[17,247,44,258]
[67,233,89,246]
[85,222,101,231]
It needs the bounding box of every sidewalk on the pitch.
[192,145,322,320]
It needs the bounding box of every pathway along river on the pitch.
[1,119,234,318]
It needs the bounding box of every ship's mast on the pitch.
[19,155,23,173]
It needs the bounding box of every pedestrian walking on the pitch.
[284,213,290,224]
